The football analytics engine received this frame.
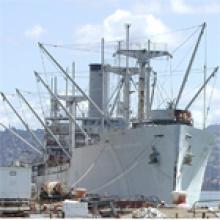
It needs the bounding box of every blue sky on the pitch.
[0,0,220,129]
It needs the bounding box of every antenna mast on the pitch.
[124,24,130,122]
[117,49,172,121]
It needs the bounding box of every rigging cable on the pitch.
[172,39,196,72]
[156,83,169,108]
[107,77,123,106]
[40,24,202,53]
[18,93,29,128]
[172,26,200,54]
[39,47,49,84]
[169,59,174,101]
[157,78,171,103]
[38,49,50,118]
[203,26,208,129]
[205,73,218,124]
[16,92,42,149]
[132,24,202,42]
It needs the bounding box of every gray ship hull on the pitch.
[33,124,213,205]
[64,124,213,205]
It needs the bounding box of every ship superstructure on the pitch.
[1,23,218,205]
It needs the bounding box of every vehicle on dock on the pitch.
[0,162,32,217]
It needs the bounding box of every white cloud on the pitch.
[24,25,46,40]
[131,0,220,15]
[203,2,220,13]
[170,0,193,14]
[133,0,162,14]
[170,0,220,14]
[74,9,178,47]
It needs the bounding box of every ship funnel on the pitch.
[88,64,108,118]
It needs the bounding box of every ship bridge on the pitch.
[132,109,193,127]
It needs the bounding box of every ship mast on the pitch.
[34,71,90,143]
[123,24,130,122]
[150,71,157,109]
[38,43,105,119]
[116,40,122,116]
[101,38,107,129]
[71,62,76,151]
[116,48,172,121]
[145,40,151,119]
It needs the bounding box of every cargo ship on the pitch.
[1,22,218,205]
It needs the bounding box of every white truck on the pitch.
[0,165,32,216]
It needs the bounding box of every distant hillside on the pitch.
[0,125,220,190]
[202,124,220,190]
[0,128,44,166]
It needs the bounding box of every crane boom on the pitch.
[34,71,90,143]
[0,92,44,151]
[16,89,71,159]
[38,43,105,117]
[175,23,206,108]
[185,66,219,110]
[0,122,42,155]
